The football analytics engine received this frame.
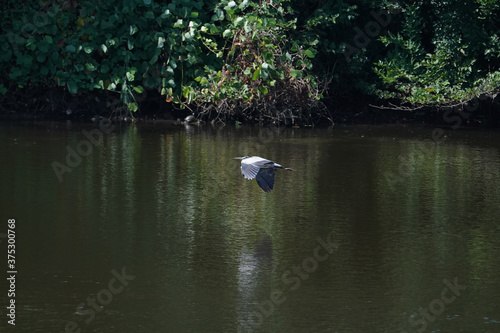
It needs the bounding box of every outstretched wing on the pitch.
[255,168,277,192]
[241,163,260,179]
[241,156,272,179]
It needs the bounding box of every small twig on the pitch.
[368,104,424,112]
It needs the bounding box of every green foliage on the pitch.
[0,0,319,117]
[1,0,500,118]
[191,0,318,105]
[374,1,500,105]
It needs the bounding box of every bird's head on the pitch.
[234,156,249,160]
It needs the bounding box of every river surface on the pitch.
[1,121,499,332]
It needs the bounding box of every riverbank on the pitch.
[2,86,499,128]
[2,1,500,129]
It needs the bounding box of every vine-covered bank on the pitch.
[1,0,500,126]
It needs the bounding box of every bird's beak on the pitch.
[234,157,243,160]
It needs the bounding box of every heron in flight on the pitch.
[234,156,293,192]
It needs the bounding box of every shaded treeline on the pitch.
[1,0,500,125]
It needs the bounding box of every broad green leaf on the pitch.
[182,86,190,98]
[161,9,171,18]
[260,69,268,80]
[127,102,138,112]
[304,49,315,58]
[85,63,96,71]
[174,19,184,28]
[239,0,249,9]
[84,45,93,54]
[224,1,236,10]
[149,54,158,64]
[9,67,23,79]
[130,25,138,35]
[74,63,84,72]
[184,31,193,41]
[26,38,36,51]
[212,8,224,21]
[158,37,165,48]
[235,17,244,25]
[56,70,69,79]
[67,80,78,94]
[253,68,260,80]
[290,69,301,78]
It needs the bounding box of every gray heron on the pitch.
[234,156,293,192]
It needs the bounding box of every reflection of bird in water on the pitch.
[253,234,274,266]
[236,233,274,331]
[234,156,293,192]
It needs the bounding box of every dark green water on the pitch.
[1,121,499,332]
